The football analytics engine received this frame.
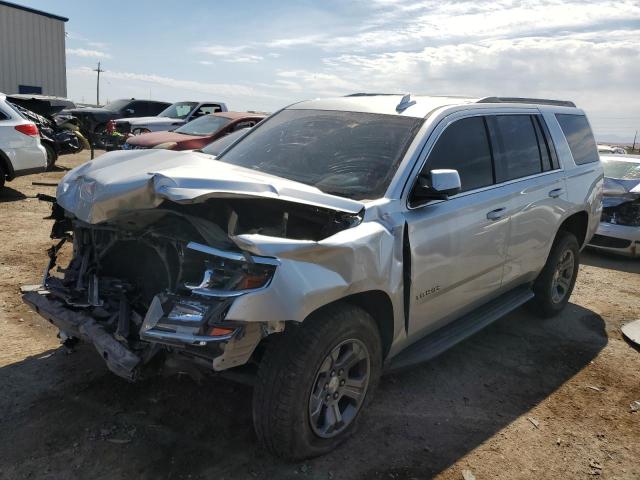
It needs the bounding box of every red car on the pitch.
[123,112,265,150]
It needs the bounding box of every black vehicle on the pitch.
[63,99,171,144]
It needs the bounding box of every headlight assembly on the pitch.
[182,242,279,298]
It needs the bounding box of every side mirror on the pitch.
[414,169,461,201]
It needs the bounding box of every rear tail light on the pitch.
[15,123,39,137]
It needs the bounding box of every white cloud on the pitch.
[195,44,265,63]
[87,41,109,49]
[66,48,111,59]
[195,44,250,57]
[225,54,264,63]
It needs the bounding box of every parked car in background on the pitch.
[598,144,627,155]
[6,93,76,114]
[198,127,251,157]
[63,98,171,139]
[113,101,228,135]
[0,93,46,188]
[24,94,602,459]
[588,154,640,257]
[123,112,265,150]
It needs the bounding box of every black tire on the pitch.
[529,231,580,318]
[0,162,5,189]
[253,303,382,460]
[43,143,58,170]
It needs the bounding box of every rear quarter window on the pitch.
[486,115,542,182]
[555,114,599,165]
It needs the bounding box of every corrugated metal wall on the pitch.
[0,3,66,96]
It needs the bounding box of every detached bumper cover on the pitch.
[23,291,141,380]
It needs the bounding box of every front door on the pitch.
[404,115,510,337]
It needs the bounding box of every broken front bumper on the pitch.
[23,291,142,380]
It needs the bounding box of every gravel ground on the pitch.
[0,151,638,480]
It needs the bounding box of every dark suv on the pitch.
[63,99,171,140]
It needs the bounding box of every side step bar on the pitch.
[385,285,534,373]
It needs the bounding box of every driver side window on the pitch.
[423,116,494,193]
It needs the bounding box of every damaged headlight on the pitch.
[139,242,278,346]
[182,242,279,297]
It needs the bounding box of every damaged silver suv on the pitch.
[23,94,603,459]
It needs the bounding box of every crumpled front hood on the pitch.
[56,149,364,224]
[603,177,640,208]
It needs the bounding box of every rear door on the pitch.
[404,114,511,337]
[486,113,567,287]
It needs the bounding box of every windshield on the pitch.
[217,109,423,200]
[102,99,132,112]
[602,158,640,180]
[159,102,198,119]
[175,115,231,136]
[201,128,250,156]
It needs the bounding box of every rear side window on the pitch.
[0,109,7,120]
[555,114,599,165]
[147,102,170,116]
[198,104,223,114]
[425,116,494,192]
[487,115,542,182]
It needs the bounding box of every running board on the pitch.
[385,285,534,373]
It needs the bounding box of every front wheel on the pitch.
[529,231,580,317]
[253,304,381,460]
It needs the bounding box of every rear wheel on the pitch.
[43,143,58,170]
[253,304,381,460]
[0,163,5,189]
[529,231,580,317]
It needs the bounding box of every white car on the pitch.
[588,154,640,257]
[113,101,228,135]
[598,144,627,155]
[0,93,47,188]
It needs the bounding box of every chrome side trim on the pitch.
[189,286,266,298]
[186,241,281,266]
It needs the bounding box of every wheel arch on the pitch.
[300,290,396,360]
[558,210,589,248]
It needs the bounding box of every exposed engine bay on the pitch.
[23,195,363,381]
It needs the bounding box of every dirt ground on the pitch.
[0,151,639,480]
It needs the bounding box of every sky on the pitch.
[18,0,640,143]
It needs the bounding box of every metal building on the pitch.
[0,1,67,96]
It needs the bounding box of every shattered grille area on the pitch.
[602,200,640,226]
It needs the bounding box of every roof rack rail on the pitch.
[344,93,402,97]
[477,97,576,108]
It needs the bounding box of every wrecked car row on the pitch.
[24,94,604,459]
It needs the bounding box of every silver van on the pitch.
[23,94,603,459]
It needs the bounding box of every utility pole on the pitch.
[93,61,104,106]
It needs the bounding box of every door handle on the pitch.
[548,188,564,198]
[486,207,506,221]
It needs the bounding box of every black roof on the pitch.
[0,1,68,22]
